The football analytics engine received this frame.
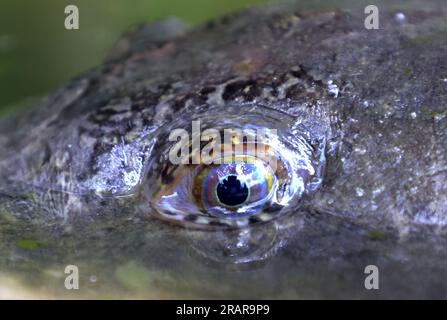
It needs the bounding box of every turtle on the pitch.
[0,0,446,298]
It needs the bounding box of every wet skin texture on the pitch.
[0,0,447,298]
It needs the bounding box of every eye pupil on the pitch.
[216,175,249,207]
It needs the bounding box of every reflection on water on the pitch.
[187,220,289,265]
[2,206,447,299]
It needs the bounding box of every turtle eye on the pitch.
[139,106,326,229]
[146,139,292,228]
[193,155,276,219]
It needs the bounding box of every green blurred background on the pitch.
[0,0,278,116]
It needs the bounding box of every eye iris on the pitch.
[194,157,276,218]
[216,175,249,206]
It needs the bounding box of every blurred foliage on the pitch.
[0,0,275,115]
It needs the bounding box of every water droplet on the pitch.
[394,12,406,23]
[372,186,385,197]
[354,147,367,155]
[356,187,365,197]
[327,80,339,98]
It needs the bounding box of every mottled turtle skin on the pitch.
[0,0,447,298]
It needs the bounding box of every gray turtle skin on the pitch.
[0,0,447,298]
